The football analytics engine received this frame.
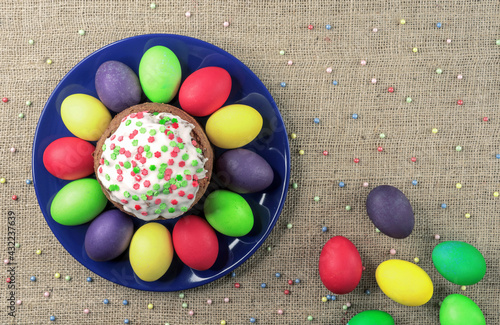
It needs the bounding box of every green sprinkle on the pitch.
[287,223,293,229]
[181,180,188,187]
[155,209,162,214]
[345,205,351,211]
[141,194,147,200]
[146,152,153,158]
[196,148,202,154]
[176,175,183,181]
[102,144,106,151]
[191,160,198,166]
[110,153,117,160]
[160,163,167,168]
[183,170,191,175]
[105,174,110,181]
[157,172,164,179]
[172,118,178,123]
[292,183,298,189]
[175,181,181,188]
[125,120,131,126]
[196,168,204,173]
[169,179,175,185]
[133,167,140,174]
[159,126,166,132]
[182,154,189,161]
[147,190,154,196]
[136,121,143,127]
[163,189,169,194]
[153,191,159,196]
[159,119,166,125]
[132,139,139,146]
[153,184,160,190]
[170,141,177,147]
[104,159,109,166]
[149,165,156,171]
[149,129,157,136]
[313,196,320,202]
[379,133,386,139]
[144,145,150,152]
[152,112,159,115]
[436,68,443,74]
[161,145,168,152]
[178,143,185,149]
[123,161,131,168]
[160,203,167,210]
[140,127,146,134]
[166,130,173,135]
[124,191,130,198]
[168,207,175,213]
[456,145,462,152]
[180,207,188,212]
[114,185,120,191]
[132,195,139,201]
[115,164,120,170]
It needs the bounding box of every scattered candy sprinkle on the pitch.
[103,299,109,304]
[345,205,351,211]
[28,39,34,45]
[84,309,90,314]
[185,11,191,17]
[406,97,412,103]
[435,234,441,240]
[44,291,50,298]
[352,113,358,119]
[279,50,285,55]
[234,283,240,288]
[277,309,283,315]
[298,150,305,155]
[182,302,188,308]
[261,283,266,288]
[441,203,447,208]
[54,273,60,278]
[224,298,229,303]
[10,147,15,153]
[307,316,313,321]
[30,276,36,281]
[250,318,256,323]
[456,183,462,189]
[78,29,86,36]
[12,195,18,201]
[148,303,153,309]
[412,180,418,186]
[275,272,281,278]
[332,80,338,85]
[280,82,286,87]
[339,182,345,188]
[432,128,438,134]
[308,24,313,30]
[292,183,298,189]
[322,226,327,232]
[461,286,467,291]
[123,300,128,305]
[150,3,156,9]
[179,293,185,298]
[412,47,418,53]
[65,275,71,281]
[360,60,366,66]
[223,21,230,27]
[313,118,320,124]
[86,277,92,282]
[290,133,297,139]
[18,113,24,118]
[207,299,212,304]
[400,19,406,24]
[287,223,293,229]
[326,24,331,30]
[36,249,41,255]
[436,22,442,28]
[0,178,6,183]
[2,97,8,103]
[46,59,52,65]
[436,68,443,74]
[188,310,194,316]
[465,213,471,219]
[414,257,420,263]
[313,196,320,202]
[390,249,396,255]
[50,316,55,321]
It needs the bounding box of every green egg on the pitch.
[432,241,486,285]
[50,179,107,226]
[439,294,485,325]
[347,310,395,325]
[204,190,254,237]
[139,45,181,103]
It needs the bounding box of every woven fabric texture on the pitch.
[0,0,499,324]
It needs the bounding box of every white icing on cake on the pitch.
[97,111,208,221]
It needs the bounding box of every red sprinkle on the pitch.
[136,112,144,119]
[98,167,103,173]
[6,277,11,283]
[144,180,151,188]
[138,146,144,154]
[129,113,137,118]
[141,169,148,176]
[99,158,104,165]
[178,191,185,197]
[377,147,383,152]
[148,136,155,143]
[134,205,141,210]
[146,195,153,200]
[168,159,174,165]
[307,24,313,30]
[110,135,116,140]
[119,148,125,154]
[154,151,161,158]
[133,183,140,190]
[117,175,123,182]
[388,87,394,93]
[193,175,198,181]
[155,199,161,205]
[12,195,17,201]
[411,157,417,162]
[124,151,131,158]
[483,117,489,122]
[135,153,142,160]
[172,123,179,129]
[288,280,293,285]
[177,137,183,143]
[131,160,137,167]
[2,97,8,103]
[140,157,146,164]
[354,158,360,163]
[191,140,197,146]
[173,147,180,153]
[170,151,178,158]
[110,143,116,150]
[179,161,185,167]
[117,169,123,174]
[119,161,124,166]
[171,199,178,205]
[135,175,142,182]
[170,184,177,190]
[234,283,240,288]
[187,194,194,199]
[284,290,290,295]
[121,199,128,204]
[192,181,199,187]
[457,100,463,105]
[168,133,175,140]
[186,175,192,180]
[121,117,127,122]
[117,136,123,142]
[141,211,148,216]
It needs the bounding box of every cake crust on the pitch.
[93,102,213,220]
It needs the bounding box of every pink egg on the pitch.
[172,215,219,271]
[178,67,231,117]
[319,236,363,294]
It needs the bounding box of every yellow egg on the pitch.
[206,104,263,149]
[129,222,173,282]
[61,94,111,141]
[375,259,433,306]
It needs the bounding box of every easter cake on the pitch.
[94,102,213,221]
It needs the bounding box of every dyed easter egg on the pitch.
[61,94,111,141]
[204,190,254,237]
[216,149,274,193]
[43,137,95,180]
[376,259,433,306]
[95,60,141,112]
[50,179,107,226]
[129,222,174,282]
[319,236,363,295]
[206,104,263,149]
[173,215,219,271]
[84,210,134,262]
[432,241,486,285]
[347,310,395,325]
[139,46,181,103]
[366,185,414,239]
[439,294,485,325]
[179,66,232,116]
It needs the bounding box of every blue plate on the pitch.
[32,34,290,291]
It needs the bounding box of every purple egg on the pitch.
[366,185,414,239]
[216,149,274,194]
[95,60,141,112]
[84,209,134,261]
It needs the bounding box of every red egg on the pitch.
[173,215,219,271]
[178,67,231,116]
[319,236,363,294]
[43,137,95,180]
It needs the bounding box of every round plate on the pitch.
[32,34,290,291]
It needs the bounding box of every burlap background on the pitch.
[0,0,499,324]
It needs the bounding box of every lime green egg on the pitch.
[347,310,395,325]
[432,241,486,285]
[439,294,485,325]
[204,190,254,237]
[61,94,111,141]
[50,179,107,226]
[139,45,181,103]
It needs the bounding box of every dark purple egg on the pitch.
[95,60,141,112]
[84,209,134,261]
[366,185,414,239]
[216,149,274,194]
